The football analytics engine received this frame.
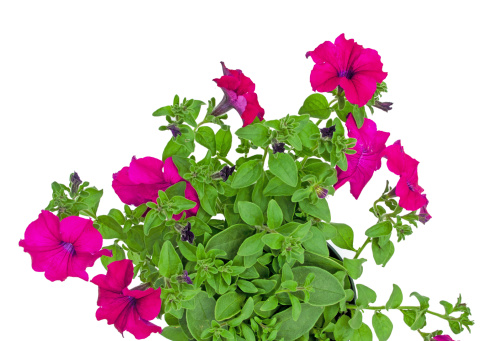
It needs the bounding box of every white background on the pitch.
[1,1,500,340]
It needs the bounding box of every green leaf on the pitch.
[79,187,103,218]
[186,292,216,341]
[301,226,329,257]
[262,233,285,249]
[322,223,355,251]
[343,258,366,280]
[365,221,392,238]
[235,123,270,147]
[371,239,395,267]
[351,323,374,341]
[356,284,377,308]
[260,295,279,311]
[195,126,216,155]
[275,304,323,341]
[299,199,331,222]
[289,293,302,321]
[143,209,164,236]
[349,309,363,330]
[238,232,266,256]
[410,292,430,311]
[152,105,171,117]
[206,224,255,259]
[268,153,298,187]
[238,201,264,226]
[97,215,123,237]
[199,184,217,216]
[372,312,393,341]
[266,200,283,229]
[298,93,331,119]
[291,188,311,202]
[292,266,345,306]
[163,139,190,160]
[263,177,298,196]
[440,300,454,315]
[101,243,125,269]
[302,251,347,273]
[215,292,246,321]
[215,128,232,157]
[386,284,403,310]
[334,315,354,341]
[227,297,255,327]
[159,240,182,278]
[352,105,368,128]
[298,120,320,150]
[237,280,258,293]
[231,160,263,188]
[161,326,189,341]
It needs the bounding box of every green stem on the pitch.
[354,237,371,259]
[346,304,449,320]
[315,119,323,126]
[262,146,269,164]
[216,155,235,167]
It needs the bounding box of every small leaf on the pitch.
[235,123,270,147]
[215,292,246,321]
[215,128,232,157]
[372,312,393,341]
[159,240,182,278]
[195,126,216,155]
[343,258,366,280]
[365,221,392,238]
[268,153,298,187]
[231,160,263,189]
[260,295,279,311]
[266,199,283,229]
[356,284,377,308]
[262,233,285,249]
[238,232,266,256]
[298,93,331,119]
[238,201,264,226]
[386,284,403,310]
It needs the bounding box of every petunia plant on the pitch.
[19,34,473,341]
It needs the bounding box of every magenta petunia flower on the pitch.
[212,62,265,127]
[334,114,390,199]
[433,335,456,341]
[91,259,162,339]
[112,156,199,220]
[19,210,112,282]
[306,34,387,107]
[382,140,428,211]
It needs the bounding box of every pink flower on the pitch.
[306,34,387,107]
[112,156,199,220]
[19,210,112,282]
[91,259,162,339]
[418,194,432,224]
[433,335,457,341]
[382,140,428,211]
[334,114,390,199]
[212,62,265,126]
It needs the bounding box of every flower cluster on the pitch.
[19,34,472,341]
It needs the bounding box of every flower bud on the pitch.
[177,270,193,285]
[70,172,82,195]
[167,124,182,138]
[180,222,195,244]
[314,185,329,199]
[211,165,235,182]
[272,142,285,154]
[374,101,393,112]
[320,125,336,139]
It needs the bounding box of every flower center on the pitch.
[407,181,415,192]
[60,241,76,255]
[338,69,355,80]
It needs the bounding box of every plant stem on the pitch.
[315,119,323,126]
[346,304,448,318]
[354,237,371,259]
[216,155,235,167]
[262,146,269,164]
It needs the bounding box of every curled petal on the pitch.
[128,157,165,185]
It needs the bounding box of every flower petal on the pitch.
[113,166,168,206]
[129,157,165,185]
[340,75,377,107]
[20,210,61,248]
[122,308,162,340]
[309,63,341,92]
[124,288,162,321]
[241,92,265,126]
[91,259,134,293]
